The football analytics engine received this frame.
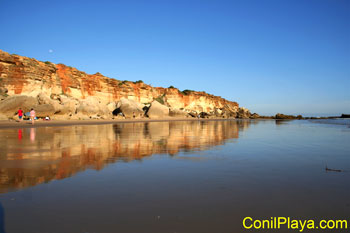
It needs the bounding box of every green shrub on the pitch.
[44,61,51,65]
[154,95,165,105]
[168,85,175,89]
[181,89,194,95]
[133,80,143,84]
[118,80,128,86]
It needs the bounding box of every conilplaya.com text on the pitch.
[243,217,348,232]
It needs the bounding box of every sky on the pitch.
[0,0,349,116]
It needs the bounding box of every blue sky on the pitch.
[1,0,349,116]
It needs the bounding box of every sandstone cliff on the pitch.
[0,50,251,119]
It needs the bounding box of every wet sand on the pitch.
[0,120,349,233]
[0,117,241,129]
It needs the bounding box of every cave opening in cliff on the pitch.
[112,108,122,116]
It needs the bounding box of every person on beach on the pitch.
[30,108,36,125]
[17,108,23,122]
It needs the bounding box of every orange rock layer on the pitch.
[0,50,239,114]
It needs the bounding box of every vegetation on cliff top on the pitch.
[181,89,194,95]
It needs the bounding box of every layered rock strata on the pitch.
[0,50,251,119]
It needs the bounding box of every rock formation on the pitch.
[147,100,170,118]
[0,50,252,120]
[0,95,37,115]
[115,98,144,118]
[275,113,303,120]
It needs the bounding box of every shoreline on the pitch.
[0,117,259,129]
[1,117,347,129]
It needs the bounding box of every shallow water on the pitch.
[0,119,349,233]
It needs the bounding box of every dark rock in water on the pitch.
[257,115,274,119]
[340,114,350,118]
[275,113,303,119]
[250,113,260,119]
[325,166,342,172]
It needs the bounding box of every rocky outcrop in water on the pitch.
[275,113,303,120]
[0,50,252,120]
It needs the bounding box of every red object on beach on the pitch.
[18,109,23,116]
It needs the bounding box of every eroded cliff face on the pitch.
[0,50,250,119]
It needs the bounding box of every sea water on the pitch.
[0,119,349,233]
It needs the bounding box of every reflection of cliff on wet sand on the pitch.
[0,120,251,193]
